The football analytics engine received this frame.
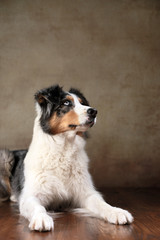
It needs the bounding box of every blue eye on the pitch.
[64,100,70,106]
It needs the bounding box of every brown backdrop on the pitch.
[0,0,160,187]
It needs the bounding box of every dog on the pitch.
[0,85,133,231]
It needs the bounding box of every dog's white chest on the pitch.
[44,149,78,183]
[23,131,87,205]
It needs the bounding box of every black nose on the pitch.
[87,108,97,118]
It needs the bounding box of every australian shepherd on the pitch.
[0,85,133,231]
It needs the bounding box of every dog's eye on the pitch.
[63,100,70,106]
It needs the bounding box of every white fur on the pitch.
[19,95,133,231]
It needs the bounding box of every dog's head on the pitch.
[35,85,97,135]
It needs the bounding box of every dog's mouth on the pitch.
[69,118,95,131]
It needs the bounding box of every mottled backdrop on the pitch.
[0,0,160,187]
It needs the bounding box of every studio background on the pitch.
[0,0,160,188]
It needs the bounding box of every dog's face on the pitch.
[35,85,97,135]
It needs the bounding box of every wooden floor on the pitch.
[0,188,160,240]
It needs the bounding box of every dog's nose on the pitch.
[87,108,97,118]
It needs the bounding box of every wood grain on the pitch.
[0,189,160,240]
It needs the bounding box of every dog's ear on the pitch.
[35,93,50,106]
[35,85,63,107]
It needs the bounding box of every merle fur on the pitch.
[0,149,14,200]
[0,149,27,201]
[35,85,66,134]
[11,150,27,198]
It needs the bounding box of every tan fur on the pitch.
[49,111,80,135]
[76,132,83,137]
[66,95,74,102]
[78,98,83,104]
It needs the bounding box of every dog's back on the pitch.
[0,149,14,201]
[0,149,27,201]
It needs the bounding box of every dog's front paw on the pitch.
[29,213,54,231]
[106,207,133,225]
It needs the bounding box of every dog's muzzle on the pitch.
[69,108,97,130]
[85,108,97,127]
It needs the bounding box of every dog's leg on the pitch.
[82,191,133,225]
[20,195,54,231]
